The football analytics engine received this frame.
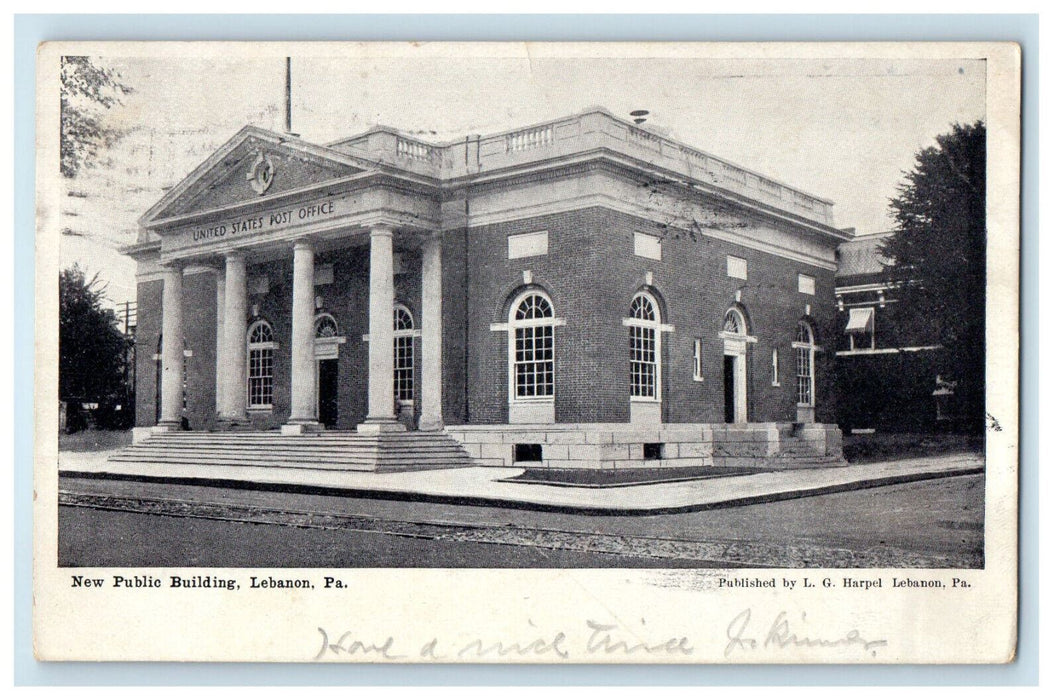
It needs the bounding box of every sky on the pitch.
[56,50,987,308]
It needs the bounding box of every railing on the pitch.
[717,161,747,185]
[628,125,663,151]
[396,137,441,163]
[505,125,553,153]
[332,110,833,225]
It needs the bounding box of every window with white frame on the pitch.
[246,320,277,408]
[693,338,703,381]
[393,305,416,403]
[629,292,662,400]
[510,291,555,400]
[794,321,815,407]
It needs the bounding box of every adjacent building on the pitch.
[834,231,953,433]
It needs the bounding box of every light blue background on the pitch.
[14,13,1038,686]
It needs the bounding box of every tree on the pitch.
[59,265,132,431]
[880,121,986,429]
[60,56,133,178]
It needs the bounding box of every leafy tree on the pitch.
[60,56,133,178]
[59,265,132,431]
[880,121,986,429]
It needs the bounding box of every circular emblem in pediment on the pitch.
[247,151,277,195]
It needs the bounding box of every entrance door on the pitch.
[723,355,735,423]
[317,359,338,428]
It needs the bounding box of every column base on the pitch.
[215,414,251,431]
[417,417,444,432]
[357,418,406,435]
[281,421,323,435]
[151,422,182,433]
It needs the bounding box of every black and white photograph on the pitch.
[33,41,1020,663]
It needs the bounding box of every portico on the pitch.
[131,125,446,437]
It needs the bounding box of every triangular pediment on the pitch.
[142,127,368,226]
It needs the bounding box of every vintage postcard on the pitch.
[34,41,1020,663]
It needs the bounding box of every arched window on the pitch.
[629,292,662,400]
[246,320,277,409]
[724,307,747,336]
[314,314,338,338]
[794,321,815,407]
[510,291,555,400]
[393,305,416,403]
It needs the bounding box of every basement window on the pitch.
[643,442,664,460]
[513,443,543,463]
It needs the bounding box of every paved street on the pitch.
[58,472,983,568]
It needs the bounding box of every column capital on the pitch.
[224,251,246,263]
[370,226,395,238]
[292,238,315,252]
[160,261,184,274]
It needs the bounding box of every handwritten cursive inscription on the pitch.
[315,629,406,660]
[725,609,887,658]
[315,619,695,661]
[585,620,694,656]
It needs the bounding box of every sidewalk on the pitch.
[58,450,985,515]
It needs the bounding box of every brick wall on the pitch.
[135,205,838,431]
[461,206,838,426]
[440,229,469,425]
[181,271,219,429]
[134,279,162,427]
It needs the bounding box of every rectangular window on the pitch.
[633,232,662,261]
[513,443,543,463]
[629,325,657,398]
[507,231,548,259]
[692,338,703,381]
[772,348,780,386]
[845,307,876,350]
[727,255,747,280]
[796,345,812,405]
[514,325,554,397]
[798,273,816,296]
[247,348,273,407]
[393,336,415,401]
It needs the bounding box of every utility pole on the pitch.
[285,57,293,135]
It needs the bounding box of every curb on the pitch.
[58,464,985,517]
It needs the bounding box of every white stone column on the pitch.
[158,264,184,428]
[359,226,403,433]
[418,234,443,431]
[284,240,320,433]
[217,253,248,424]
[214,266,225,413]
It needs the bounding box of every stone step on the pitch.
[107,456,475,471]
[108,430,475,473]
[123,442,467,454]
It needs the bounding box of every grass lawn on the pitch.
[843,432,984,464]
[58,430,133,453]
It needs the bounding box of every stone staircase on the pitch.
[107,430,476,473]
[768,429,847,469]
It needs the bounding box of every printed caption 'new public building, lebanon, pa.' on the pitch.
[115,107,852,478]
